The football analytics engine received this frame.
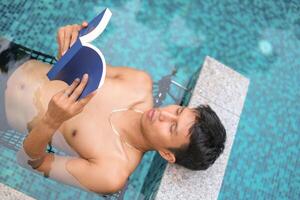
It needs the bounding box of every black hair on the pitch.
[169,105,226,170]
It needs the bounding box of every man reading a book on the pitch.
[5,22,226,194]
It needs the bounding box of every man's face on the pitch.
[141,105,196,152]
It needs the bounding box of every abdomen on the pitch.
[4,59,65,133]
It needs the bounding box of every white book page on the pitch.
[79,8,112,43]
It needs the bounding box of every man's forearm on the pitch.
[22,72,93,159]
[23,113,61,159]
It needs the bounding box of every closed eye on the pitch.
[177,107,184,115]
[170,123,177,134]
[169,108,180,133]
[171,107,184,134]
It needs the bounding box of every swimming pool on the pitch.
[1,0,300,200]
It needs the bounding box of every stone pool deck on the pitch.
[0,183,34,200]
[155,56,250,200]
[0,56,249,200]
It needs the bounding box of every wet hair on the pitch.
[169,105,226,170]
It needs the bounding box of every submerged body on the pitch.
[5,59,154,192]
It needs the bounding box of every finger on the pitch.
[57,28,65,57]
[77,91,96,107]
[74,24,81,31]
[70,29,78,47]
[57,52,61,60]
[63,78,80,97]
[69,74,89,101]
[62,26,72,56]
[81,21,88,28]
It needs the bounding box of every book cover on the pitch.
[47,8,112,99]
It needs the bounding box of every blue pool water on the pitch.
[1,0,300,199]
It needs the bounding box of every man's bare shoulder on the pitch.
[133,70,153,91]
[107,64,153,91]
[124,68,152,95]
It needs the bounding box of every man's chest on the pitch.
[61,109,143,173]
[60,78,151,160]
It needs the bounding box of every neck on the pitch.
[114,109,152,153]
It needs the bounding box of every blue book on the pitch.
[47,8,112,99]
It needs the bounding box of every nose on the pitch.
[159,110,178,122]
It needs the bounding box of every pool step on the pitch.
[155,56,250,200]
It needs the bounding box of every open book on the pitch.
[47,8,112,99]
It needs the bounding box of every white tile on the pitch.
[0,183,35,200]
[191,56,250,116]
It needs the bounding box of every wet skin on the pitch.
[5,59,196,193]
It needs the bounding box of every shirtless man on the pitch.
[4,23,226,194]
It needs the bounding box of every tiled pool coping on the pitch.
[0,183,34,200]
[155,56,250,200]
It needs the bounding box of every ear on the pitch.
[158,150,176,163]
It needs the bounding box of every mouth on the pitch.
[147,109,155,121]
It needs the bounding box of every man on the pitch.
[5,22,226,194]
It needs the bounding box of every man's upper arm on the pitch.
[66,157,127,194]
[35,153,127,194]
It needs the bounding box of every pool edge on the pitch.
[155,56,250,200]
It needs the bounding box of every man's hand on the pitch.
[57,21,88,58]
[45,73,95,128]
